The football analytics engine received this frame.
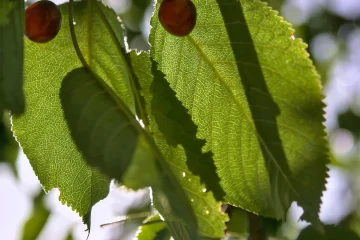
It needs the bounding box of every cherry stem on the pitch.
[100,211,153,228]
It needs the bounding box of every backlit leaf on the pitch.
[131,52,228,239]
[11,1,135,228]
[150,0,329,229]
[150,59,224,200]
[60,67,199,239]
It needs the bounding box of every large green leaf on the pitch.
[150,0,328,228]
[60,67,199,240]
[136,215,168,240]
[60,68,159,189]
[131,52,228,239]
[0,0,25,115]
[150,59,224,200]
[11,1,134,227]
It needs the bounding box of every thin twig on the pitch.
[247,211,268,240]
[100,211,154,228]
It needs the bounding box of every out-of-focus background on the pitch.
[1,0,360,239]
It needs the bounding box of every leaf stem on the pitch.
[100,211,152,228]
[68,0,89,69]
[67,1,171,167]
[68,0,137,125]
[67,1,171,165]
[90,0,149,129]
[247,211,268,240]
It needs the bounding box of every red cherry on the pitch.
[25,1,62,43]
[158,0,197,37]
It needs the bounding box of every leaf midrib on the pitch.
[185,33,298,198]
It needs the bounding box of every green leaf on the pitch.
[136,215,168,240]
[60,67,159,189]
[297,225,360,240]
[20,191,50,240]
[60,67,199,240]
[130,52,228,239]
[11,1,136,228]
[150,59,224,201]
[73,1,134,108]
[226,206,282,238]
[154,228,171,240]
[0,0,25,115]
[150,0,328,229]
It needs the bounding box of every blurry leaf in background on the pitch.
[110,0,151,30]
[226,207,248,237]
[131,0,152,10]
[20,191,50,240]
[65,230,74,240]
[0,112,19,178]
[105,0,151,51]
[338,109,360,139]
[226,206,282,238]
[297,225,360,240]
[0,0,14,25]
[339,211,360,238]
[262,216,283,237]
[0,0,25,115]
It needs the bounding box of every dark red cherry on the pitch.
[25,0,62,43]
[158,0,197,37]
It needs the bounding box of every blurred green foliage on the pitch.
[297,225,360,240]
[0,112,19,177]
[21,191,50,240]
[338,109,360,140]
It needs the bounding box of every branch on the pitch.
[247,211,268,240]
